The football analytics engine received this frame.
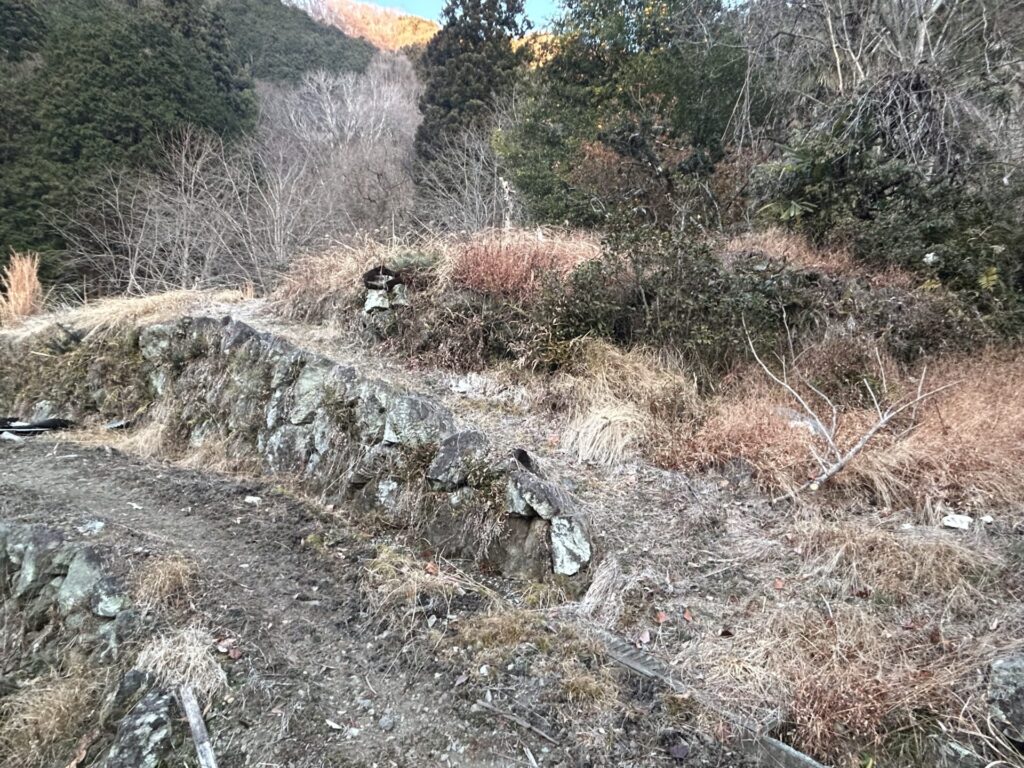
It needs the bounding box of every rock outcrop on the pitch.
[0,316,593,579]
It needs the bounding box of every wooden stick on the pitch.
[179,685,219,768]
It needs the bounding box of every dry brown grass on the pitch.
[560,340,701,465]
[445,228,600,304]
[134,554,199,610]
[0,251,43,327]
[269,244,382,323]
[723,228,912,287]
[795,519,997,601]
[680,350,1024,511]
[0,666,104,768]
[564,398,648,465]
[136,625,228,702]
[690,603,1019,766]
[362,546,499,638]
[1,288,248,342]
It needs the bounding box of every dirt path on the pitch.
[0,438,562,768]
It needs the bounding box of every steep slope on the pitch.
[294,0,438,50]
[217,0,375,81]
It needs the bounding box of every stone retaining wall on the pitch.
[0,316,592,579]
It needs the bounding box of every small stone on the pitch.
[379,714,396,732]
[942,514,973,530]
[244,496,262,506]
[364,289,390,313]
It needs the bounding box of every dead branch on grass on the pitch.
[744,324,957,503]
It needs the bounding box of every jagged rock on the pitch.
[506,471,574,520]
[494,517,549,581]
[989,653,1024,741]
[101,670,156,726]
[12,527,68,601]
[389,283,409,307]
[550,516,592,576]
[96,609,144,663]
[91,576,128,618]
[351,379,394,444]
[57,547,104,615]
[382,394,454,447]
[137,323,175,363]
[426,430,489,490]
[103,689,175,768]
[264,425,313,473]
[289,362,331,425]
[346,444,401,489]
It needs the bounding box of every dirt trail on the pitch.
[0,438,563,767]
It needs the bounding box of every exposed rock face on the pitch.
[103,689,175,768]
[549,516,592,577]
[427,430,490,491]
[1,316,594,580]
[989,653,1024,741]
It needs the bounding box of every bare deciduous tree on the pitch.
[62,53,422,294]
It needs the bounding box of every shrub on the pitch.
[754,134,1024,336]
[543,226,817,383]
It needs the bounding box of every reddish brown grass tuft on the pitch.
[447,229,599,303]
[0,251,43,326]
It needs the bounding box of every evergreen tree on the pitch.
[415,0,529,164]
[0,0,255,272]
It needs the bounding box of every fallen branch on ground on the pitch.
[743,325,958,503]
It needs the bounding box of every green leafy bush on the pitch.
[540,226,816,383]
[756,134,1024,336]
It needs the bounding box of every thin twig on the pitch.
[474,699,559,745]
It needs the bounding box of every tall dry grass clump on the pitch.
[446,228,599,303]
[562,339,701,465]
[682,350,1024,511]
[269,244,381,323]
[136,625,227,702]
[0,667,103,768]
[0,251,43,327]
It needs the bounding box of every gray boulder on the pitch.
[57,547,104,615]
[549,516,592,576]
[12,527,68,601]
[382,394,455,447]
[426,430,489,490]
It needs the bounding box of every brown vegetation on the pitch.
[0,666,104,768]
[0,252,43,327]
[447,228,600,303]
[677,350,1024,511]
